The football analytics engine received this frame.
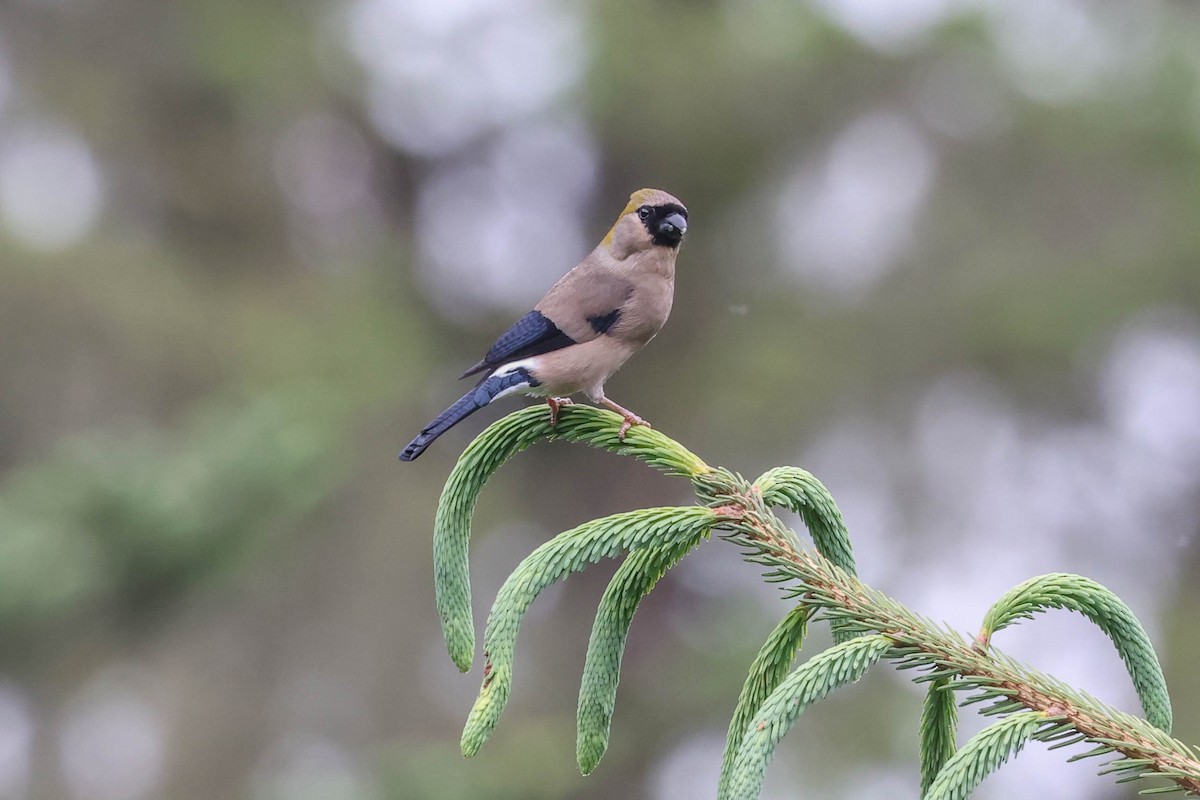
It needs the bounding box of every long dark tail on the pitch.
[399,367,538,461]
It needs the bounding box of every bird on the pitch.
[399,188,688,462]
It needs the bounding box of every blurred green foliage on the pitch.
[0,393,335,628]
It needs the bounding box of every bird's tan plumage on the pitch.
[533,189,683,395]
[400,188,687,461]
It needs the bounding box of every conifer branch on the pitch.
[429,406,1200,798]
[693,466,1198,795]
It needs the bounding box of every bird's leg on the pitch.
[598,397,650,440]
[546,396,574,427]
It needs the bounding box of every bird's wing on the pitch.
[459,265,633,379]
[458,310,576,379]
[535,264,633,342]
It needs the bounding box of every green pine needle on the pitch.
[920,677,959,795]
[460,505,715,757]
[434,404,708,671]
[979,573,1172,732]
[753,467,857,576]
[577,539,704,775]
[1139,784,1187,794]
[717,605,811,794]
[722,635,893,800]
[923,712,1045,800]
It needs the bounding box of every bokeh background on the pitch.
[1,0,1198,798]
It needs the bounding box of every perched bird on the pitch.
[399,188,688,462]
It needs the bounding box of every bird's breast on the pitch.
[614,276,674,345]
[526,337,640,397]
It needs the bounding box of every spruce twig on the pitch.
[428,406,1198,798]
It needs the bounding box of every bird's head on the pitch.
[603,188,688,257]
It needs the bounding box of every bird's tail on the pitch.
[399,366,538,461]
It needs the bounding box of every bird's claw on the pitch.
[617,413,650,441]
[547,397,574,427]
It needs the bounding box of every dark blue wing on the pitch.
[459,310,577,379]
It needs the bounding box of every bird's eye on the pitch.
[637,206,652,221]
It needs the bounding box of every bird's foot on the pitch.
[598,397,650,440]
[616,411,650,441]
[546,396,574,427]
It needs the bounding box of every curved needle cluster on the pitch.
[427,405,1199,799]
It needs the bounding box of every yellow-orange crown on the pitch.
[602,188,685,247]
